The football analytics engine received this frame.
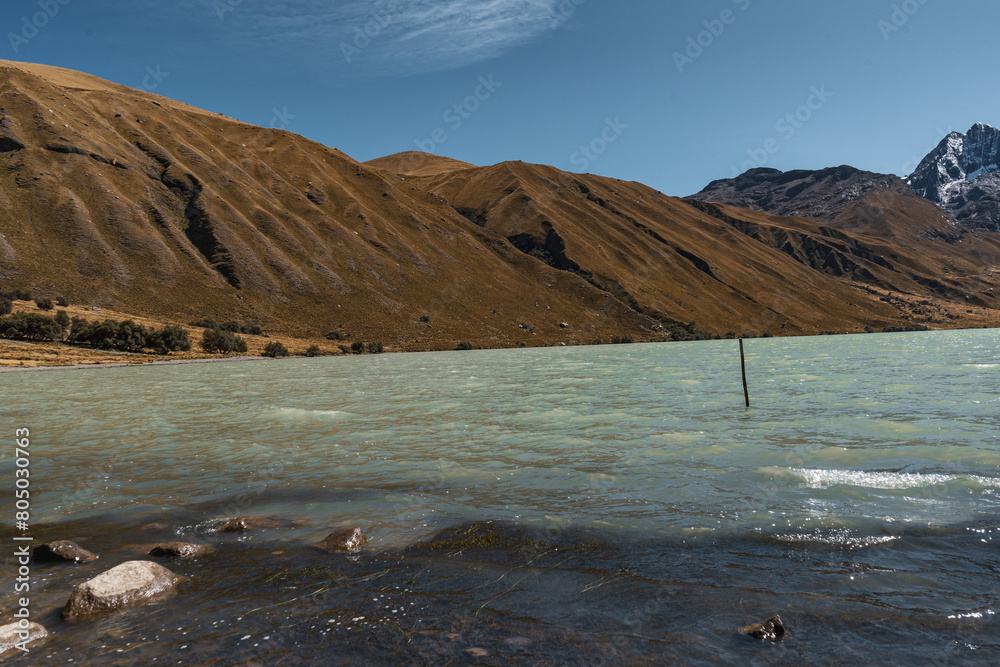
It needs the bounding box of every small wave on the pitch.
[271,407,349,419]
[764,467,1000,491]
[775,531,899,549]
[964,364,998,369]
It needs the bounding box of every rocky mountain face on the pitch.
[2,60,999,347]
[691,165,958,238]
[907,123,1000,232]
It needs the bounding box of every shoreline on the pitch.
[0,355,265,372]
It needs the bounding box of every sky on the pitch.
[4,0,1000,196]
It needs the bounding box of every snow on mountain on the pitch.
[907,123,1000,231]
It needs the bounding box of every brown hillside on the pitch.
[1,61,999,356]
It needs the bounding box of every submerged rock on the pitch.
[206,517,281,533]
[739,614,786,641]
[0,621,48,655]
[148,542,213,558]
[63,560,181,619]
[33,540,99,563]
[312,527,367,553]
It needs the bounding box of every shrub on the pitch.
[189,318,219,329]
[326,331,349,341]
[56,296,69,307]
[149,325,192,354]
[0,289,31,301]
[0,313,64,341]
[367,342,384,354]
[54,310,70,329]
[350,341,365,354]
[338,345,351,354]
[35,298,54,311]
[0,299,11,316]
[418,315,431,323]
[263,341,289,358]
[201,328,247,354]
[611,336,634,344]
[456,341,473,350]
[305,345,323,357]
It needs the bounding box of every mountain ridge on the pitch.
[2,60,999,354]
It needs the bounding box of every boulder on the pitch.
[206,517,281,533]
[148,542,213,558]
[739,614,785,641]
[311,527,367,553]
[33,540,99,563]
[0,621,48,656]
[63,560,181,619]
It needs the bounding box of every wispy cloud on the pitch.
[185,0,579,75]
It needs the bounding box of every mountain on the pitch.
[907,123,1000,232]
[689,165,1000,305]
[691,165,959,239]
[1,60,999,350]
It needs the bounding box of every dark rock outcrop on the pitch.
[739,614,786,641]
[205,517,281,533]
[33,540,99,563]
[148,542,213,558]
[311,527,367,553]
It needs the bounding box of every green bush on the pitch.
[56,296,69,307]
[304,345,323,357]
[149,325,192,354]
[611,336,634,344]
[326,331,349,341]
[456,341,473,350]
[220,321,263,335]
[69,319,149,352]
[350,341,365,354]
[190,319,261,335]
[35,298,54,311]
[54,310,70,329]
[0,313,64,341]
[0,289,31,301]
[201,328,247,354]
[366,342,384,354]
[0,299,11,316]
[263,341,289,358]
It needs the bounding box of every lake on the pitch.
[2,329,998,664]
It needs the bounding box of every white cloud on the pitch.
[196,0,582,75]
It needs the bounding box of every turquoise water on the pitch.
[2,330,999,664]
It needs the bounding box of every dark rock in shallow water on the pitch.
[148,542,213,558]
[33,540,99,563]
[739,614,785,641]
[312,527,367,553]
[63,560,181,619]
[0,621,48,655]
[206,517,281,533]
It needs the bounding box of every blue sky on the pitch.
[5,0,999,195]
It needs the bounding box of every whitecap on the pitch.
[770,467,1000,491]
